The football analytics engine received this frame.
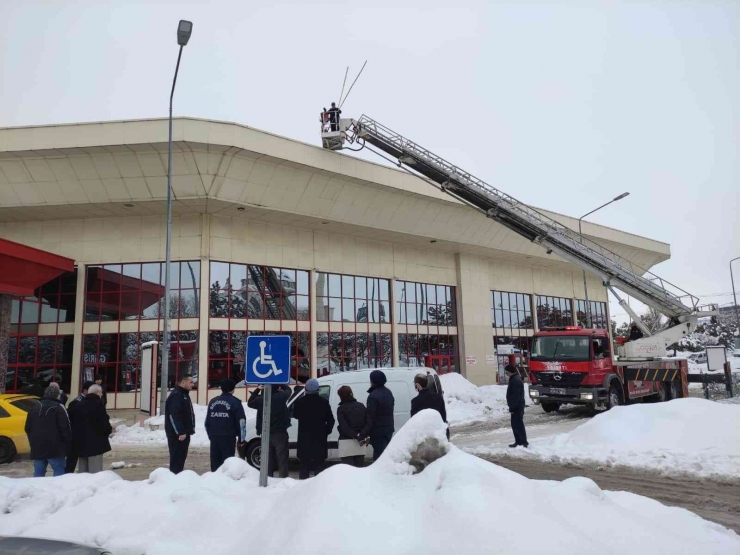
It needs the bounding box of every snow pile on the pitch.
[111,402,256,448]
[1,410,738,554]
[441,373,525,426]
[471,398,740,479]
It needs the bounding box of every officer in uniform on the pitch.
[205,379,247,472]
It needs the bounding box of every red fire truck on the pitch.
[528,327,688,412]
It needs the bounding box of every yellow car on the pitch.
[0,394,40,464]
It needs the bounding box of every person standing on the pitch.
[71,384,112,473]
[358,370,395,461]
[165,374,196,474]
[65,380,94,474]
[205,379,247,472]
[505,365,528,448]
[410,373,449,439]
[95,375,107,407]
[293,379,335,479]
[336,385,366,468]
[247,384,291,478]
[48,382,68,406]
[628,324,644,341]
[327,102,342,131]
[24,386,71,477]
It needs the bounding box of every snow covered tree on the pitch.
[640,307,664,334]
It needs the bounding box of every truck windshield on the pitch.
[531,336,591,361]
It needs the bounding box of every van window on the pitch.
[0,406,9,418]
[318,385,331,401]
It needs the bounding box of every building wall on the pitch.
[1,212,611,403]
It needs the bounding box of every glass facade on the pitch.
[576,300,608,329]
[210,262,309,320]
[398,333,458,374]
[535,295,573,329]
[208,331,310,387]
[316,332,391,376]
[491,291,533,330]
[316,273,390,323]
[84,261,200,321]
[6,270,78,393]
[396,281,455,325]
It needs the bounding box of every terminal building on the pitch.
[0,118,671,408]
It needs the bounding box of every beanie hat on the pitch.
[370,370,387,386]
[221,378,236,393]
[305,379,320,394]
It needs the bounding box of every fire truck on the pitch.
[320,113,717,411]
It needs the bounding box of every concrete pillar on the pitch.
[0,294,11,393]
[196,214,211,405]
[390,278,399,367]
[309,269,318,379]
[69,264,86,399]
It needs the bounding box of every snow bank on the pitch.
[1,410,738,554]
[441,372,526,426]
[111,402,256,448]
[471,398,740,479]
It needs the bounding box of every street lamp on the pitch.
[161,20,193,417]
[731,256,740,330]
[578,192,630,328]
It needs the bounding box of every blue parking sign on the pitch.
[246,335,291,385]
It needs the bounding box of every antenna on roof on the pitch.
[339,60,367,108]
[338,66,349,108]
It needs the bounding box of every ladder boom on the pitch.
[345,115,698,320]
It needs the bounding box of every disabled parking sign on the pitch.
[246,335,291,385]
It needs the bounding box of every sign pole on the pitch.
[258,386,272,487]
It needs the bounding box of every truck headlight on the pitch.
[579,393,594,400]
[529,390,539,397]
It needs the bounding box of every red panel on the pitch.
[0,239,75,295]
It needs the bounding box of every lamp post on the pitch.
[578,192,630,328]
[731,256,740,330]
[160,20,193,417]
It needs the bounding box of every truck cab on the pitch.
[528,327,616,412]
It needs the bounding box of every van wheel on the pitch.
[0,437,16,464]
[606,383,622,410]
[245,440,261,470]
[541,402,560,413]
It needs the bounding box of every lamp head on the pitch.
[177,20,193,46]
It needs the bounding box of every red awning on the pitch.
[0,239,75,296]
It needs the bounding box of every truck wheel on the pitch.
[606,384,622,410]
[245,440,262,470]
[670,381,683,399]
[541,402,560,413]
[656,383,668,403]
[0,437,16,464]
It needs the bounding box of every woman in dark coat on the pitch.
[336,385,367,468]
[293,379,335,479]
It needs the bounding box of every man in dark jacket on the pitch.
[336,385,366,467]
[164,374,196,474]
[629,324,644,341]
[65,380,94,474]
[410,374,449,439]
[205,379,247,472]
[247,384,291,478]
[359,370,395,461]
[327,102,342,131]
[293,379,335,479]
[505,365,528,448]
[70,384,112,473]
[24,386,71,477]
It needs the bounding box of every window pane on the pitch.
[142,291,162,319]
[341,275,354,299]
[316,297,329,321]
[247,291,263,318]
[210,261,230,290]
[280,269,296,294]
[379,279,390,301]
[297,270,309,296]
[60,271,77,294]
[406,303,417,325]
[406,282,416,303]
[380,301,390,323]
[329,297,342,322]
[355,276,367,299]
[180,290,199,318]
[397,301,406,324]
[120,292,141,320]
[101,292,121,321]
[342,298,355,322]
[209,331,229,357]
[38,337,56,363]
[247,265,263,292]
[18,337,36,364]
[230,263,247,292]
[283,295,297,319]
[296,295,309,320]
[500,293,509,310]
[181,261,200,289]
[315,272,329,297]
[328,274,341,297]
[141,263,161,290]
[10,299,19,325]
[103,265,122,291]
[21,302,39,324]
[426,284,436,306]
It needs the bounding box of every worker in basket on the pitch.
[327,102,341,132]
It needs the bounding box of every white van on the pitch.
[242,367,444,469]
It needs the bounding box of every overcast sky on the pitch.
[1,1,738,322]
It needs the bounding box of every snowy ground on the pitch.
[441,372,526,426]
[468,398,740,480]
[1,411,738,555]
[111,402,255,448]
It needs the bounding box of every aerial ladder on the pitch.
[320,114,717,363]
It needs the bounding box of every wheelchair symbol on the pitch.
[252,340,283,379]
